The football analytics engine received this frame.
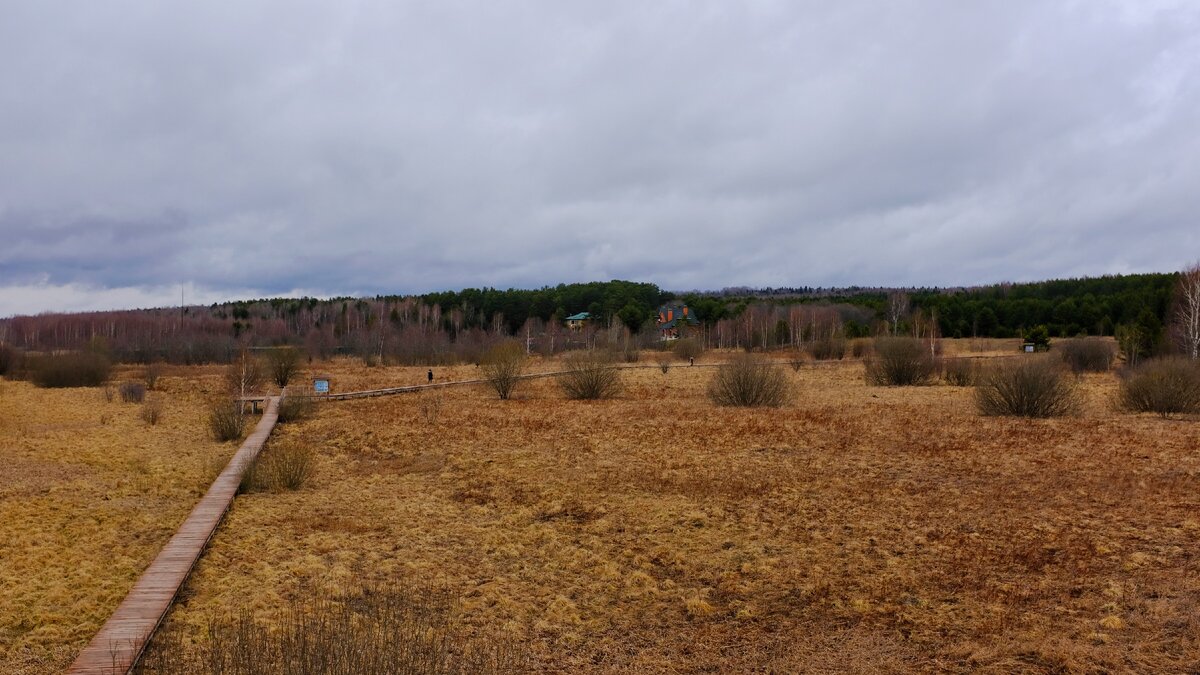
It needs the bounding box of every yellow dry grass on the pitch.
[0,367,238,675]
[148,353,1199,673]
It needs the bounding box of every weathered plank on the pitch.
[66,398,280,675]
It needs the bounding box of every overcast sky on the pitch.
[1,1,1198,316]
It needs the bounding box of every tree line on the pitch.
[0,272,1190,365]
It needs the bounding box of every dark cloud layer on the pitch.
[1,1,1198,314]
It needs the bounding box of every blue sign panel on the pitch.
[314,379,330,394]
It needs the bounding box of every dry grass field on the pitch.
[0,366,238,675]
[132,351,1199,673]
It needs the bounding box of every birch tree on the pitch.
[1174,262,1200,359]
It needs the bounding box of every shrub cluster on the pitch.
[276,394,317,423]
[864,338,936,386]
[707,354,790,407]
[265,346,302,388]
[0,344,21,377]
[1057,338,1116,374]
[1117,357,1200,418]
[940,358,977,386]
[976,357,1079,418]
[849,338,874,359]
[208,401,246,442]
[144,362,164,390]
[481,341,525,400]
[26,352,111,388]
[807,338,846,361]
[558,350,621,400]
[136,582,524,674]
[673,338,704,362]
[240,442,314,493]
[119,381,147,403]
[141,399,164,425]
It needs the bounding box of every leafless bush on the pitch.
[864,337,936,386]
[941,358,977,386]
[559,350,621,400]
[208,401,246,442]
[657,353,672,374]
[481,341,525,400]
[276,394,317,423]
[265,346,302,388]
[1057,338,1116,373]
[1117,357,1200,418]
[788,352,806,372]
[419,393,444,425]
[673,338,703,362]
[141,398,164,425]
[119,381,147,403]
[101,385,115,403]
[0,344,21,377]
[25,352,111,388]
[707,354,790,407]
[850,338,874,359]
[807,338,846,361]
[622,346,640,363]
[976,357,1080,418]
[136,582,524,674]
[241,442,314,492]
[144,362,164,390]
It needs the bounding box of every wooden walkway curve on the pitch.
[67,397,280,675]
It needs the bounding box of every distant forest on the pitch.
[0,273,1179,365]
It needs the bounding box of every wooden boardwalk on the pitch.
[69,356,856,672]
[66,397,280,675]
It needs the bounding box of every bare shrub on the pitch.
[707,354,790,407]
[673,338,703,362]
[559,350,621,400]
[0,344,21,377]
[136,582,524,674]
[1057,338,1116,374]
[622,346,640,363]
[1117,357,1200,418]
[208,401,246,442]
[976,357,1080,418]
[241,442,314,492]
[141,398,164,426]
[144,362,164,390]
[26,352,111,388]
[101,385,115,403]
[657,353,672,374]
[265,346,302,388]
[119,381,147,403]
[850,338,874,359]
[419,393,443,425]
[941,358,977,386]
[788,352,806,372]
[807,338,846,361]
[276,394,317,423]
[481,341,525,400]
[864,337,936,386]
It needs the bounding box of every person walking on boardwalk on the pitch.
[427,368,433,383]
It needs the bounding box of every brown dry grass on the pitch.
[144,353,1199,673]
[0,366,238,675]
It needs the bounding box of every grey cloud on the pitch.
[1,0,1199,315]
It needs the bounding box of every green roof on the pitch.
[564,312,591,321]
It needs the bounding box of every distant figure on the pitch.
[689,357,694,366]
[427,369,433,383]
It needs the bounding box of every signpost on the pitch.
[314,378,330,395]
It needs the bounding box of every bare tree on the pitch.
[1173,262,1200,359]
[886,291,910,336]
[226,349,266,401]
